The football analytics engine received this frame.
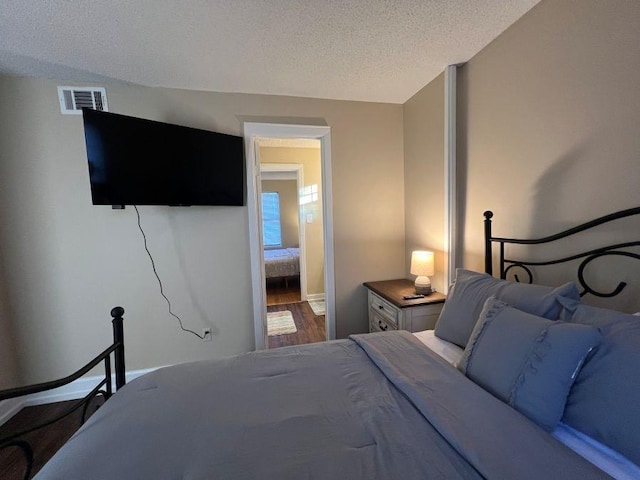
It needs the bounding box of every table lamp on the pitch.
[411,250,434,295]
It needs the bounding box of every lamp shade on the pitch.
[410,251,435,277]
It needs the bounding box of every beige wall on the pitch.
[260,147,325,296]
[261,179,299,249]
[0,244,19,389]
[0,76,405,385]
[403,73,445,293]
[458,0,640,311]
[0,88,23,389]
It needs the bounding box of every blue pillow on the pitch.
[434,269,580,347]
[458,297,602,431]
[559,297,640,466]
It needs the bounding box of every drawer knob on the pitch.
[378,320,388,331]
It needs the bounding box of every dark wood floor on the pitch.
[0,397,103,480]
[266,279,302,306]
[268,300,326,348]
[267,281,325,348]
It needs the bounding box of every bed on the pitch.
[264,247,300,279]
[2,208,640,479]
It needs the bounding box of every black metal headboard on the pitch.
[484,207,640,298]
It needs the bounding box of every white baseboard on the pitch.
[0,367,158,427]
[306,293,325,302]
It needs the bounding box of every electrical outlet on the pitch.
[202,328,212,342]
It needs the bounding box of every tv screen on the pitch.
[82,109,245,206]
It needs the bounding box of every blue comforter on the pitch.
[36,331,609,479]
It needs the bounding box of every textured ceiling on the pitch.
[0,0,540,104]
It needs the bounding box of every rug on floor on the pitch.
[267,310,297,336]
[308,299,325,316]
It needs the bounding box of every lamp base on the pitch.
[414,275,432,295]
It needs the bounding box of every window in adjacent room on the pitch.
[262,192,282,247]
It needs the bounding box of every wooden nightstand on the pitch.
[363,279,446,333]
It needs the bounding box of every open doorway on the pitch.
[244,123,335,351]
[261,168,302,306]
[259,145,325,348]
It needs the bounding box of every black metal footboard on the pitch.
[484,207,640,297]
[0,307,126,480]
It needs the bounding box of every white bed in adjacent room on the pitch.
[264,247,300,279]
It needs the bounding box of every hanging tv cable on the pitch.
[134,205,205,340]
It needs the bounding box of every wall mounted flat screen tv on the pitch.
[82,109,245,206]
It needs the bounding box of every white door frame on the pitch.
[244,122,335,350]
[444,65,457,291]
[260,163,308,301]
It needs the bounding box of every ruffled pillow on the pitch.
[458,297,602,431]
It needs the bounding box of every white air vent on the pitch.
[57,86,108,115]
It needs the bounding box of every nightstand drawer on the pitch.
[370,309,398,332]
[364,280,446,333]
[368,292,398,326]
